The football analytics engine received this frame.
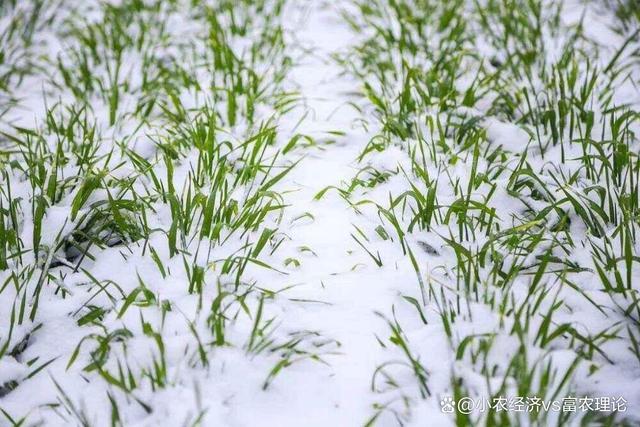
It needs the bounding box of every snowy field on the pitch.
[0,0,639,425]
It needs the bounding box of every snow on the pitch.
[0,0,639,425]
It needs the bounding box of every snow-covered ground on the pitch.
[0,0,639,425]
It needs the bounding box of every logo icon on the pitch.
[441,396,455,413]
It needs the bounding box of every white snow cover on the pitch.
[0,0,639,426]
